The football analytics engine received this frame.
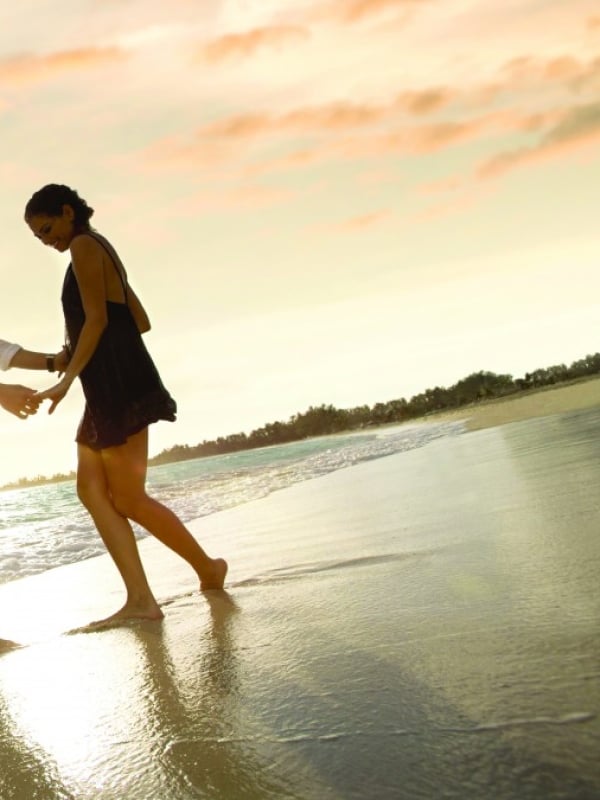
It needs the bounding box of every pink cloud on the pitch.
[140,102,391,170]
[478,102,600,179]
[0,47,127,86]
[157,49,596,159]
[314,109,559,172]
[399,87,453,115]
[414,100,600,208]
[202,103,385,138]
[325,0,429,24]
[201,25,309,62]
[140,134,229,171]
[139,46,599,188]
[496,52,598,96]
[388,109,559,156]
[141,102,563,181]
[162,89,454,152]
[311,209,392,235]
[185,183,294,213]
[571,55,600,91]
[138,100,418,178]
[338,209,391,229]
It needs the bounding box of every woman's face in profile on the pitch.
[27,206,75,252]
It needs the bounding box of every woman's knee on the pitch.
[110,489,145,519]
[77,446,108,510]
[76,477,89,507]
[76,472,105,510]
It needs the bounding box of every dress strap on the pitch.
[84,230,129,303]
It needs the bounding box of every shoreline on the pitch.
[3,376,600,492]
[421,375,600,432]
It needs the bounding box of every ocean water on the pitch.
[0,420,465,586]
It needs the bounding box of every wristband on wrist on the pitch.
[46,354,55,373]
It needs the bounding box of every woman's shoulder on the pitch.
[70,231,104,255]
[70,231,121,268]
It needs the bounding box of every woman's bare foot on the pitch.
[200,557,228,591]
[73,600,164,633]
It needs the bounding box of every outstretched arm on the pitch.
[0,336,69,374]
[0,339,62,417]
[0,339,22,371]
[8,346,69,373]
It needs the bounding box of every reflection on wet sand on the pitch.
[0,691,74,800]
[497,411,600,624]
[127,591,299,799]
[390,415,600,793]
[0,591,301,800]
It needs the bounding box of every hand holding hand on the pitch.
[36,376,73,414]
[0,383,40,419]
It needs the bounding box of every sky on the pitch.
[0,0,598,484]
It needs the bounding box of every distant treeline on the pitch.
[148,352,600,466]
[4,352,600,489]
[3,471,75,490]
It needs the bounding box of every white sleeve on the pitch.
[0,339,21,371]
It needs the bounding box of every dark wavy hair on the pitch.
[24,184,94,231]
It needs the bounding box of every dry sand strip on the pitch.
[426,376,600,431]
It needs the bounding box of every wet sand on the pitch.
[0,391,599,798]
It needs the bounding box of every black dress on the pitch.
[62,231,177,450]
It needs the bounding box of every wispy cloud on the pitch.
[201,25,309,62]
[498,52,599,91]
[139,94,565,182]
[186,183,294,213]
[334,209,391,230]
[478,102,600,179]
[325,0,429,24]
[418,100,600,197]
[138,16,600,198]
[400,88,452,115]
[203,102,386,137]
[146,87,454,156]
[140,100,390,171]
[0,47,127,86]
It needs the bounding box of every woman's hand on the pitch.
[36,376,74,414]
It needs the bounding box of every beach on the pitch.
[1,382,599,799]
[430,375,600,430]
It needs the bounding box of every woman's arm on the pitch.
[62,235,108,383]
[37,235,107,413]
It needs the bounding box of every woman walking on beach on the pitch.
[23,183,227,628]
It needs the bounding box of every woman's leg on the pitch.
[101,428,228,590]
[77,443,164,624]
